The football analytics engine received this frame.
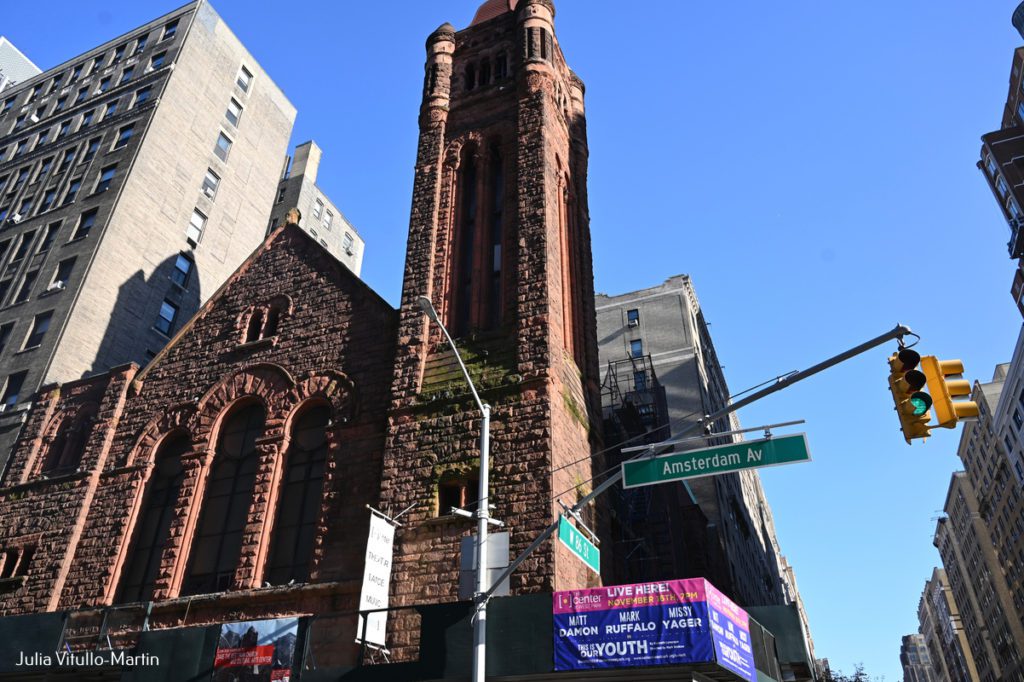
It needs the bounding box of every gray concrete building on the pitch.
[267,141,364,274]
[595,275,813,653]
[0,38,40,93]
[916,567,977,682]
[0,1,296,468]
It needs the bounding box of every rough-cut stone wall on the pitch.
[380,0,603,632]
[0,226,397,633]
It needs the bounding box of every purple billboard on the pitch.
[553,577,756,680]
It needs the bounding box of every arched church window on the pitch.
[453,148,478,337]
[263,404,329,586]
[465,63,476,92]
[116,433,188,603]
[479,58,491,87]
[494,52,507,80]
[181,402,265,595]
[41,404,98,476]
[245,309,264,344]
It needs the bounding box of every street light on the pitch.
[416,295,492,682]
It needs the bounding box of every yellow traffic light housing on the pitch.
[920,356,980,428]
[888,349,933,444]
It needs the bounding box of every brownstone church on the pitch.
[0,0,603,657]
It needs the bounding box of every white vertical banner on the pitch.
[356,512,396,647]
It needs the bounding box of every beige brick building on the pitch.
[0,1,295,468]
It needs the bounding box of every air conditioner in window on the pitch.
[10,213,22,224]
[345,247,355,256]
[627,320,639,328]
[28,114,39,123]
[143,66,154,75]
[202,186,215,198]
[46,280,66,292]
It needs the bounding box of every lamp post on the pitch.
[416,295,492,682]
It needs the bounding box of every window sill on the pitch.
[235,336,278,351]
[65,235,90,246]
[152,326,172,339]
[422,514,471,528]
[14,345,40,355]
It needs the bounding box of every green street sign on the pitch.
[621,433,811,489]
[558,515,600,575]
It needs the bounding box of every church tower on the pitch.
[380,0,602,606]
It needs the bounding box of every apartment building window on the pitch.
[113,125,134,150]
[69,64,83,83]
[27,84,41,102]
[0,280,12,304]
[22,312,51,350]
[634,370,648,392]
[154,299,178,336]
[0,175,6,193]
[323,211,333,230]
[47,77,61,95]
[13,271,38,304]
[16,199,32,219]
[236,66,253,92]
[311,199,324,220]
[80,109,95,129]
[998,176,1010,199]
[1,371,27,410]
[63,177,82,205]
[39,188,57,214]
[0,323,13,355]
[90,56,104,76]
[2,98,14,115]
[73,209,97,240]
[34,157,53,183]
[275,187,286,204]
[75,87,88,105]
[12,114,26,132]
[135,35,148,53]
[214,133,232,161]
[201,169,220,198]
[225,98,242,127]
[11,232,35,262]
[1015,409,1023,430]
[162,20,178,41]
[627,309,640,327]
[150,52,166,70]
[13,168,29,189]
[95,165,116,194]
[97,77,111,94]
[630,339,643,358]
[133,86,151,107]
[104,99,119,120]
[83,138,101,163]
[50,258,74,290]
[171,253,193,287]
[54,96,67,113]
[186,208,206,246]
[0,208,7,223]
[112,44,126,64]
[32,130,48,151]
[38,223,60,253]
[56,120,71,141]
[13,140,26,159]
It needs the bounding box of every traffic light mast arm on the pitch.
[482,323,915,599]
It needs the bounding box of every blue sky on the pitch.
[6,1,1024,677]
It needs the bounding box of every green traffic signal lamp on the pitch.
[888,349,932,444]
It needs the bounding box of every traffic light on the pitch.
[920,356,980,428]
[888,349,933,444]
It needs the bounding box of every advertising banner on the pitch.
[356,511,396,647]
[553,577,755,680]
[212,617,298,682]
